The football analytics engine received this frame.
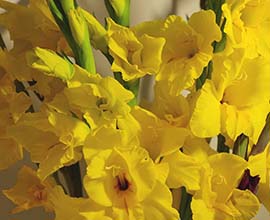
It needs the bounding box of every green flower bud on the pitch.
[104,0,130,26]
[26,47,74,81]
[80,8,108,53]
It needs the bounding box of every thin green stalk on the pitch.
[217,134,230,153]
[59,162,83,197]
[104,0,130,27]
[179,187,192,220]
[195,61,213,90]
[233,134,248,160]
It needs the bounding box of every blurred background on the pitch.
[0,0,269,219]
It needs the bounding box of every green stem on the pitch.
[104,0,130,27]
[179,187,192,220]
[59,162,83,197]
[195,61,212,90]
[233,134,248,160]
[60,0,76,12]
[217,134,230,153]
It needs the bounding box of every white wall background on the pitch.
[0,0,269,219]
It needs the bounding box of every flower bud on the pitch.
[80,8,108,53]
[104,0,130,26]
[26,47,74,81]
[67,8,88,46]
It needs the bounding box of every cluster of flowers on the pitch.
[0,0,269,219]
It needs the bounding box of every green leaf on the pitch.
[233,134,249,160]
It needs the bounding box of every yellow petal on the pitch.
[229,189,260,219]
[142,181,179,220]
[163,151,201,191]
[208,153,248,203]
[3,166,53,213]
[190,80,221,137]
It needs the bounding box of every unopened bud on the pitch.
[26,47,74,81]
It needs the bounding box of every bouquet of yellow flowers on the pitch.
[0,0,269,219]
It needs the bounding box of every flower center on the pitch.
[28,184,47,202]
[116,174,129,191]
[96,97,109,112]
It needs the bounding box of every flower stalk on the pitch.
[48,0,96,73]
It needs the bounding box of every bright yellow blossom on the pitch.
[222,0,270,58]
[147,82,190,128]
[3,166,54,213]
[63,76,134,129]
[190,50,270,143]
[130,106,203,192]
[0,50,66,102]
[191,153,260,220]
[83,145,179,220]
[107,18,165,81]
[131,106,189,162]
[83,118,178,219]
[8,109,90,180]
[34,56,134,130]
[133,10,221,94]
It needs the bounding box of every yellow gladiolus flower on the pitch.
[130,106,204,192]
[190,51,270,143]
[8,110,90,180]
[107,18,165,81]
[223,0,270,58]
[83,121,178,219]
[83,146,179,220]
[3,166,54,213]
[191,153,260,220]
[131,106,190,162]
[63,76,134,129]
[133,10,221,94]
[147,81,190,128]
[0,50,66,102]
